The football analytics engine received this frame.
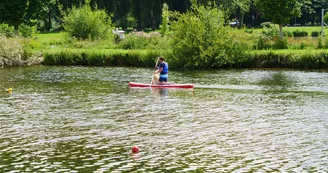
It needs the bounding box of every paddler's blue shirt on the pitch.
[158,62,168,82]
[159,62,168,75]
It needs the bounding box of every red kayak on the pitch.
[129,82,194,88]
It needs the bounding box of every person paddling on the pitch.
[154,56,173,85]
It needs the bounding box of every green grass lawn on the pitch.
[282,26,328,34]
[36,32,67,44]
[29,32,113,52]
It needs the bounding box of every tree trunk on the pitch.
[150,0,156,30]
[311,14,315,26]
[14,24,19,35]
[135,0,142,31]
[279,24,283,37]
[47,6,52,31]
[240,11,245,28]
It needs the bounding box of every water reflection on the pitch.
[258,71,296,90]
[129,87,194,98]
[150,88,169,97]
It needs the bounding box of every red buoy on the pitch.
[132,146,140,153]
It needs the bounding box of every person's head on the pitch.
[159,56,164,62]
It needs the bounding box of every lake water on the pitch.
[1,66,327,172]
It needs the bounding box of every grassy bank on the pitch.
[2,29,328,69]
[247,49,328,69]
[38,31,328,69]
[43,48,328,69]
[43,48,170,67]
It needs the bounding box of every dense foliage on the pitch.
[0,23,15,37]
[170,2,250,69]
[117,31,169,50]
[0,35,23,67]
[159,3,170,36]
[292,30,308,37]
[1,0,328,32]
[63,0,113,40]
[255,0,303,37]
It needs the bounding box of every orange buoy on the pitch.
[6,88,12,94]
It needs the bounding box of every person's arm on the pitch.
[155,63,163,73]
[158,67,163,73]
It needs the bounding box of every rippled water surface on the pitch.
[1,66,328,172]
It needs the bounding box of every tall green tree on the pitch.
[39,0,61,31]
[159,3,170,35]
[294,0,327,25]
[112,0,132,30]
[255,0,303,37]
[194,0,252,26]
[324,12,328,25]
[309,0,328,25]
[0,0,28,32]
[233,0,251,27]
[0,0,51,32]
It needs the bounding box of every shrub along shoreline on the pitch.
[43,49,170,67]
[43,48,328,69]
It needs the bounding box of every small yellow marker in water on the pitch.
[6,88,12,94]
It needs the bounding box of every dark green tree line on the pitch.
[1,0,328,32]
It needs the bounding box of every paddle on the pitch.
[150,57,160,87]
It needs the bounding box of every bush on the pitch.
[118,33,149,49]
[19,24,37,38]
[255,36,266,50]
[260,22,271,27]
[288,40,307,50]
[311,31,320,37]
[170,3,250,69]
[273,37,288,49]
[318,35,323,49]
[63,0,113,40]
[245,28,253,34]
[283,31,292,37]
[117,31,169,50]
[0,23,15,37]
[262,25,279,38]
[292,30,308,37]
[0,35,23,67]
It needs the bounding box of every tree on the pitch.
[159,3,170,35]
[112,0,132,30]
[63,0,113,40]
[170,0,249,68]
[325,12,328,25]
[0,0,28,32]
[233,0,252,27]
[255,0,303,37]
[38,0,61,31]
[0,0,52,33]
